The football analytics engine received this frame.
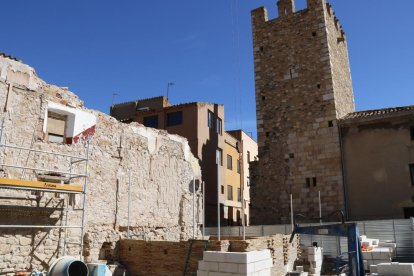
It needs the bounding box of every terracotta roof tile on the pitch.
[342,105,414,121]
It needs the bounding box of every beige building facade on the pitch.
[340,107,414,220]
[223,133,243,225]
[227,130,258,225]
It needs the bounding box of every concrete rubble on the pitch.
[0,55,202,273]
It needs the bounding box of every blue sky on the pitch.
[1,0,413,140]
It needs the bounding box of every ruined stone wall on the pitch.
[0,57,202,273]
[250,0,354,224]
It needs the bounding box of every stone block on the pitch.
[369,265,378,273]
[197,270,209,276]
[377,262,414,276]
[199,260,219,272]
[219,262,239,273]
[204,251,229,263]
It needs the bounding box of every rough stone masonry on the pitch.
[0,54,202,273]
[250,0,355,224]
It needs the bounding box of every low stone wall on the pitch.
[119,239,209,276]
[119,235,299,276]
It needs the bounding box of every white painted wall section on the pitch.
[44,101,97,142]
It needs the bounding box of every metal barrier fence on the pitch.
[205,218,414,262]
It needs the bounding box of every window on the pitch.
[328,120,334,127]
[237,160,241,174]
[227,185,233,201]
[208,111,214,128]
[227,155,233,170]
[404,207,414,219]
[143,115,158,128]
[216,118,222,135]
[247,151,251,162]
[312,177,317,187]
[216,148,223,166]
[410,126,414,140]
[237,188,241,202]
[410,164,414,186]
[166,111,182,126]
[47,112,67,144]
[221,185,224,194]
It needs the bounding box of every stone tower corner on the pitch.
[251,7,268,27]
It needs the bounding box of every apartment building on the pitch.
[110,96,258,226]
[226,130,258,225]
[223,133,242,226]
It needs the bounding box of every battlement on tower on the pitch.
[252,0,346,43]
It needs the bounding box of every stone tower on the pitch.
[250,0,355,224]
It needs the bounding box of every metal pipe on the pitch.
[238,140,245,240]
[319,191,324,249]
[192,177,196,239]
[63,194,70,256]
[0,143,87,160]
[202,181,205,239]
[70,159,86,164]
[338,125,349,220]
[127,169,131,239]
[290,194,294,231]
[79,137,91,260]
[319,191,322,224]
[0,225,82,229]
[0,119,4,148]
[0,163,87,177]
[69,157,73,182]
[242,193,245,240]
[217,153,221,241]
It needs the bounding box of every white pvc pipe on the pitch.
[127,170,132,239]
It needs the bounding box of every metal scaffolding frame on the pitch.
[0,126,90,260]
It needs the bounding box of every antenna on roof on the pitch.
[112,93,119,106]
[166,82,175,100]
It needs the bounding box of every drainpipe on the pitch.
[338,123,349,221]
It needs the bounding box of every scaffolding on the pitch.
[0,126,90,260]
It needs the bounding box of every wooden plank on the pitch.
[0,177,83,193]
